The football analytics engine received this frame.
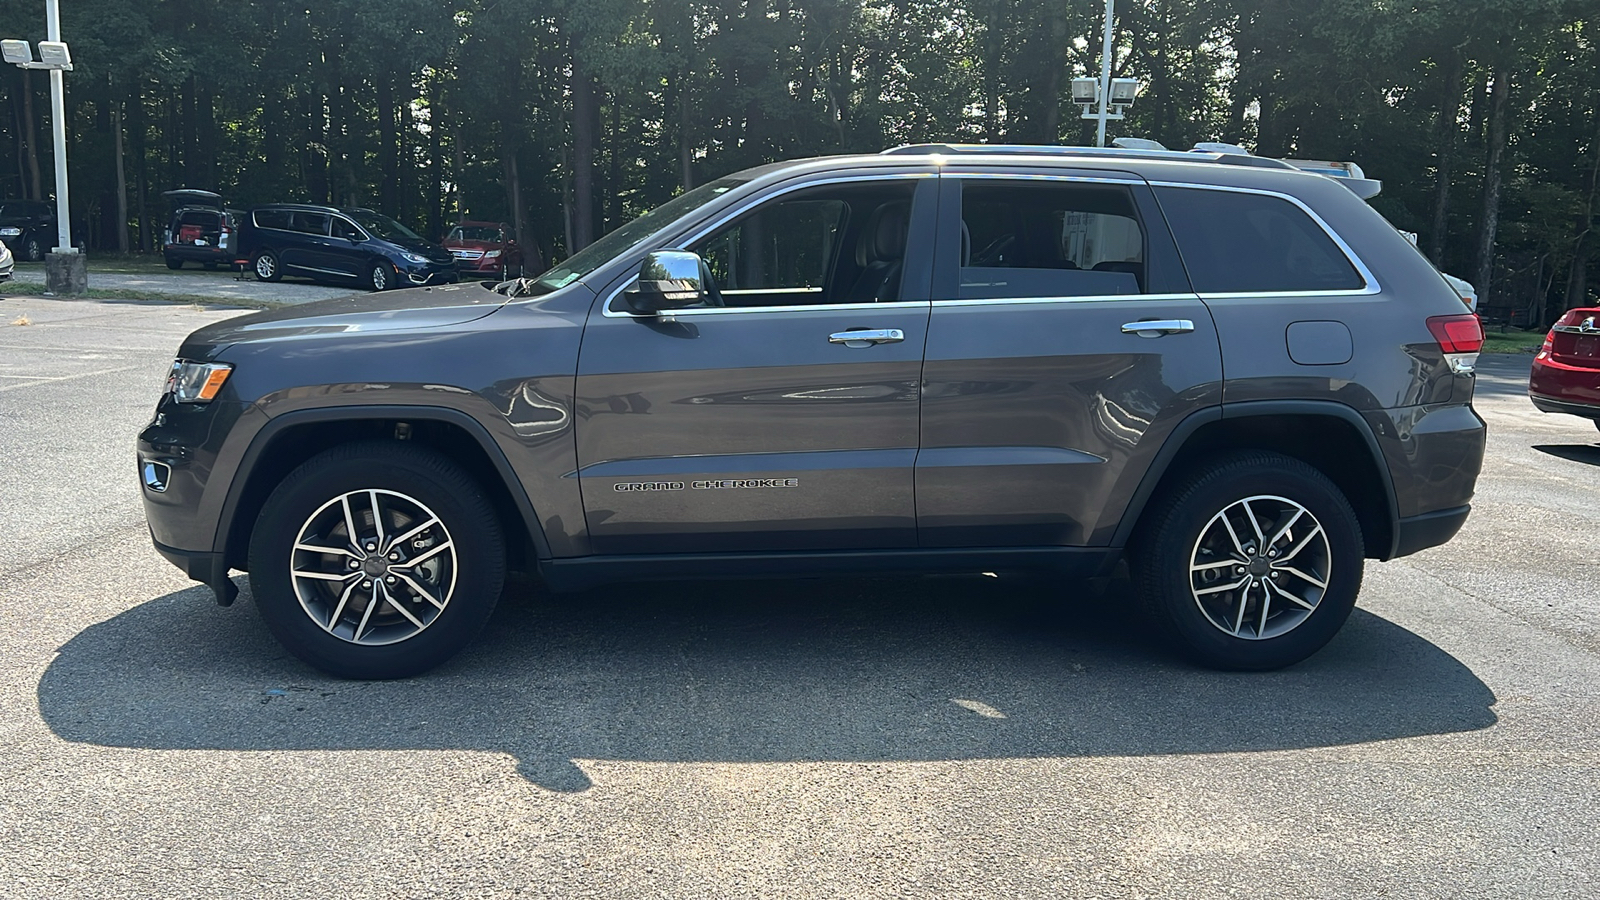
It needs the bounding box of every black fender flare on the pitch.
[1109,400,1401,558]
[213,404,552,565]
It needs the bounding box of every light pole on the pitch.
[1094,0,1115,148]
[1071,0,1140,147]
[2,0,83,294]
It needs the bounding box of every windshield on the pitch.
[530,177,747,292]
[349,211,423,243]
[449,226,501,242]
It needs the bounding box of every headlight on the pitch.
[401,252,428,264]
[165,360,233,403]
[484,250,501,258]
[0,227,20,237]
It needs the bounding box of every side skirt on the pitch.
[541,546,1120,592]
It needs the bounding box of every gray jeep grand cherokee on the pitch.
[138,145,1486,679]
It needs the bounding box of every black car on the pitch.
[140,144,1486,679]
[162,190,243,270]
[0,199,56,262]
[238,204,457,291]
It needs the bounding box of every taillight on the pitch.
[1427,314,1483,375]
[1426,315,1484,352]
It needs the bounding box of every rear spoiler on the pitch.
[1280,159,1383,200]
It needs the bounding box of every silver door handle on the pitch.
[829,329,905,345]
[1121,319,1195,336]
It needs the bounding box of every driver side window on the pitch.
[688,180,916,308]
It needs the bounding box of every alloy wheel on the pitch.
[289,489,457,646]
[255,254,276,279]
[1187,494,1331,640]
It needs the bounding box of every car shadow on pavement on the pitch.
[1533,444,1600,465]
[37,573,1497,791]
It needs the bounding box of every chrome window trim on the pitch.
[1145,180,1382,298]
[601,172,934,319]
[933,293,1198,308]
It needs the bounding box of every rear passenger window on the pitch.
[1155,187,1365,294]
[254,209,291,230]
[290,212,330,236]
[958,181,1147,299]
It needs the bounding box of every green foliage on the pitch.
[1,0,1597,313]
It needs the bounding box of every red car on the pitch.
[441,221,521,278]
[1530,307,1600,429]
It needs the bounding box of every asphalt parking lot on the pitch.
[1,296,1596,898]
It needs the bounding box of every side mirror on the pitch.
[625,250,707,314]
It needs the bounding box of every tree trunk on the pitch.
[429,73,443,241]
[570,52,599,250]
[1428,50,1465,266]
[503,146,529,258]
[1039,2,1069,143]
[22,71,42,200]
[1473,64,1512,302]
[197,85,216,188]
[983,4,1001,141]
[113,95,129,253]
[377,75,398,214]
[606,95,622,232]
[132,84,149,253]
[1564,114,1600,311]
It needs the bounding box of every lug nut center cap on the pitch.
[362,558,388,577]
[1248,557,1272,576]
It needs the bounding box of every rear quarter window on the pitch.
[1155,186,1366,294]
[253,209,291,230]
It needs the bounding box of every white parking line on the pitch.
[0,363,148,393]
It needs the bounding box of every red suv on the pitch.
[441,221,521,279]
[1530,307,1600,429]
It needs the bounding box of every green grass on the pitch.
[1481,328,1546,354]
[10,253,240,276]
[0,279,275,309]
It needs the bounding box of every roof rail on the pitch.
[880,143,1294,170]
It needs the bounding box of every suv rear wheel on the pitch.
[22,236,42,262]
[1133,451,1363,670]
[252,250,281,282]
[247,441,506,679]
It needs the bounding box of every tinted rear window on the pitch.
[1155,187,1365,294]
[254,209,291,230]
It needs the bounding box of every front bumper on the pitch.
[151,535,238,605]
[400,262,459,286]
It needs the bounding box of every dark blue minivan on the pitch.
[240,204,457,291]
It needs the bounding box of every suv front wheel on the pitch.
[247,441,506,679]
[368,260,394,291]
[1133,451,1363,670]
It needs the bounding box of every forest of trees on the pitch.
[2,0,1598,319]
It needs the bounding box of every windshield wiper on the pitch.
[491,277,544,298]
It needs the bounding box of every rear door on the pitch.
[574,170,937,554]
[279,211,334,277]
[916,167,1222,548]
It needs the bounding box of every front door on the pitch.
[916,169,1224,548]
[574,174,936,554]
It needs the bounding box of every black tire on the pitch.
[252,250,282,282]
[23,237,43,262]
[165,256,184,270]
[1131,451,1363,671]
[368,260,394,291]
[247,441,506,679]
